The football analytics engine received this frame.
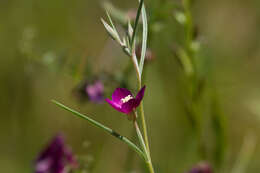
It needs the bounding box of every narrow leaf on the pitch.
[101,18,122,44]
[138,0,148,76]
[52,100,145,160]
[106,10,116,31]
[131,0,144,47]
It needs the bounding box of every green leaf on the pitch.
[131,0,144,47]
[106,10,116,32]
[138,0,148,76]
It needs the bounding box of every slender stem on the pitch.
[133,113,155,173]
[134,119,148,158]
[132,0,150,159]
[130,1,154,172]
[139,100,150,154]
[131,23,153,173]
[146,161,155,173]
[131,52,141,83]
[183,0,193,53]
[52,100,146,161]
[131,52,151,159]
[130,42,150,157]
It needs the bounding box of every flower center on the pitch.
[121,95,133,103]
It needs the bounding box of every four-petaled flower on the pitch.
[105,86,146,114]
[35,134,77,173]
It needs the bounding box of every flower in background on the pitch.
[35,134,77,173]
[73,80,105,103]
[85,80,104,103]
[105,86,146,114]
[188,162,212,173]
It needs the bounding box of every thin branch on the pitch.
[52,100,145,161]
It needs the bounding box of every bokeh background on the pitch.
[1,0,260,172]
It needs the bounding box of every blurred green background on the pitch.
[1,0,260,172]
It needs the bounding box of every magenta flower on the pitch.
[105,86,146,114]
[35,134,77,173]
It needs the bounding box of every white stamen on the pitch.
[121,95,133,103]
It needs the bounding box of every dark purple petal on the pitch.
[112,88,133,104]
[36,135,64,162]
[121,99,136,114]
[52,160,65,173]
[134,86,146,108]
[35,134,77,173]
[105,99,124,113]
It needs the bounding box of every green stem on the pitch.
[52,100,146,161]
[183,0,193,53]
[146,161,155,173]
[134,120,148,160]
[130,1,153,172]
[131,52,141,83]
[139,100,150,155]
[133,114,154,173]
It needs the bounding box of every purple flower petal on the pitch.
[86,81,104,103]
[35,159,52,173]
[35,134,77,173]
[36,135,64,162]
[121,99,136,114]
[112,88,133,104]
[105,99,124,113]
[134,86,146,108]
[106,86,147,114]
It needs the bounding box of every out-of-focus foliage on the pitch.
[1,0,260,172]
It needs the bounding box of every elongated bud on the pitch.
[128,20,134,38]
[101,18,122,45]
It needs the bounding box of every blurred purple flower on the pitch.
[73,80,105,103]
[105,86,146,114]
[188,162,212,173]
[35,134,77,173]
[85,80,104,103]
